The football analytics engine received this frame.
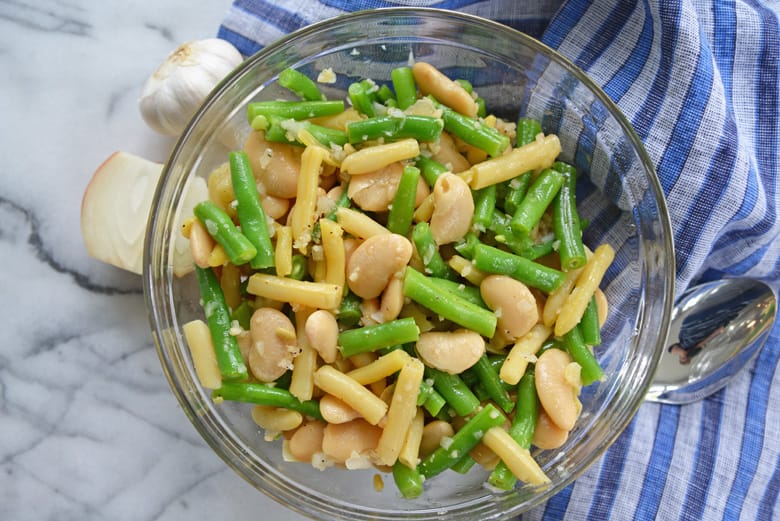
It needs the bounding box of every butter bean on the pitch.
[380,273,405,322]
[260,194,290,220]
[251,405,303,433]
[248,307,299,383]
[431,131,470,173]
[416,329,485,375]
[288,420,325,463]
[319,394,361,424]
[321,419,383,464]
[244,130,302,198]
[532,409,569,450]
[346,233,413,299]
[347,162,429,212]
[305,309,339,363]
[480,275,539,340]
[420,420,455,458]
[348,162,404,212]
[535,348,581,431]
[429,173,474,245]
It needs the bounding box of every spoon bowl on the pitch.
[646,278,776,404]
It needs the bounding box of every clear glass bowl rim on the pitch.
[143,7,675,520]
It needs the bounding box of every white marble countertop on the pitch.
[0,2,305,519]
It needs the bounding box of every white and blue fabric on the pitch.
[218,1,780,519]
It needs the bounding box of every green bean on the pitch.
[213,382,323,420]
[439,104,510,158]
[376,84,396,105]
[278,67,325,101]
[415,155,449,187]
[471,355,514,413]
[194,266,248,382]
[562,324,604,385]
[472,244,565,293]
[229,151,275,270]
[424,276,487,308]
[360,79,381,102]
[510,168,565,234]
[336,290,362,327]
[346,115,443,143]
[510,371,539,448]
[472,184,497,231]
[516,117,542,147]
[348,81,376,117]
[451,454,477,474]
[230,300,253,330]
[553,161,587,270]
[194,201,257,265]
[391,66,417,110]
[387,165,421,235]
[247,100,344,122]
[488,370,539,489]
[418,403,505,479]
[412,222,456,280]
[580,296,602,346]
[289,253,308,281]
[472,381,491,402]
[500,119,540,218]
[392,461,424,498]
[489,211,554,260]
[503,172,532,216]
[475,97,486,118]
[338,317,420,358]
[426,367,480,417]
[403,267,497,338]
[419,382,447,416]
[326,180,351,221]
[455,79,473,93]
[453,231,482,260]
[262,117,348,147]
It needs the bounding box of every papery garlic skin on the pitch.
[139,38,243,136]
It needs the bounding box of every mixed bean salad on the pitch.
[181,61,614,498]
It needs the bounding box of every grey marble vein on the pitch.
[0,197,142,295]
[0,0,91,36]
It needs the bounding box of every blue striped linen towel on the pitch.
[218,1,780,520]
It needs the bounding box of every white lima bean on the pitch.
[288,420,325,463]
[243,130,301,198]
[321,419,383,465]
[304,309,339,363]
[380,274,405,322]
[348,162,430,212]
[419,420,455,458]
[431,132,470,173]
[480,275,539,340]
[249,307,300,382]
[534,348,582,431]
[319,394,361,424]
[415,329,485,374]
[531,409,569,450]
[429,173,474,244]
[251,405,303,434]
[346,233,413,299]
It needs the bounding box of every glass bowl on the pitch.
[144,8,674,521]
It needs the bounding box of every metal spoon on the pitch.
[646,278,777,404]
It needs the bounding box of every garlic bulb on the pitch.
[139,38,243,136]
